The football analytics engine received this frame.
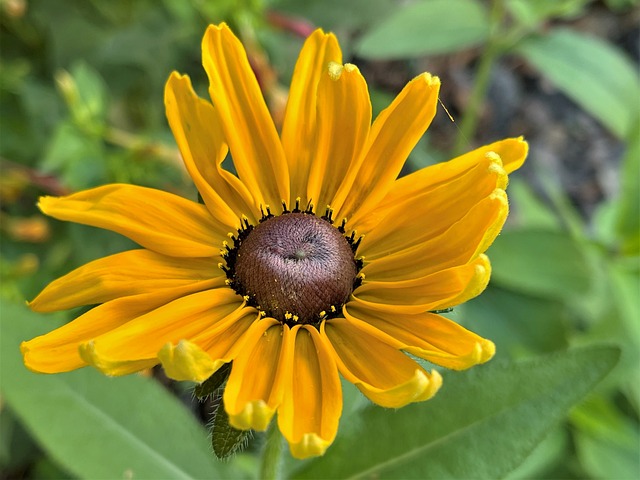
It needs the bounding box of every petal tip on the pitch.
[489,188,508,204]
[19,340,30,358]
[158,339,218,383]
[228,399,275,431]
[327,61,343,80]
[480,339,496,363]
[289,433,331,459]
[416,72,441,88]
[36,196,54,214]
[78,340,101,370]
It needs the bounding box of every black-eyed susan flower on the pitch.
[22,23,527,459]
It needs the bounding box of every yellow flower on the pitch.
[22,23,527,459]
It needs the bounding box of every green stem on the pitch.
[453,0,506,156]
[260,420,284,480]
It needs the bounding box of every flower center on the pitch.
[229,213,358,325]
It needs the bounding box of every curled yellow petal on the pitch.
[278,326,342,459]
[344,303,495,370]
[290,433,332,459]
[79,341,157,377]
[158,339,222,383]
[322,318,441,408]
[224,319,293,431]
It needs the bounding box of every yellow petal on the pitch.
[429,255,493,311]
[281,29,342,202]
[83,288,243,362]
[322,318,442,408]
[224,319,293,431]
[353,255,491,314]
[344,303,495,370]
[387,137,525,206]
[165,72,257,225]
[79,341,158,376]
[361,190,508,280]
[358,138,526,235]
[21,279,222,374]
[202,23,289,208]
[158,339,222,383]
[306,62,371,214]
[160,307,260,382]
[38,184,226,257]
[333,73,440,223]
[194,309,259,363]
[29,249,222,312]
[359,153,507,255]
[278,326,342,459]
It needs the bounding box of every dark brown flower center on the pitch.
[231,213,358,325]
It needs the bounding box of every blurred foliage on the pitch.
[1,0,639,478]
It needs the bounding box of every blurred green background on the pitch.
[1,0,638,478]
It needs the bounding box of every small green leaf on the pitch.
[516,28,640,140]
[41,121,106,189]
[292,346,619,479]
[0,301,240,479]
[211,398,253,459]
[194,362,232,399]
[488,229,593,300]
[57,62,108,129]
[355,0,490,60]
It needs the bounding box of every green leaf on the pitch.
[603,0,640,10]
[354,0,490,60]
[614,131,640,255]
[516,28,640,140]
[292,346,619,479]
[211,398,253,459]
[41,121,106,190]
[271,0,397,31]
[65,62,109,128]
[0,301,240,480]
[488,229,593,300]
[506,427,569,479]
[507,179,562,231]
[194,362,232,399]
[462,286,569,357]
[506,0,592,27]
[571,396,640,479]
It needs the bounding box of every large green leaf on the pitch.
[516,28,640,140]
[354,0,490,59]
[0,301,240,479]
[488,229,593,301]
[292,346,619,479]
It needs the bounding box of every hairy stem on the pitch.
[260,420,284,480]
